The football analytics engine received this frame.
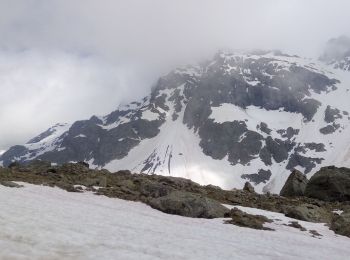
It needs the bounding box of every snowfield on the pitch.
[1,183,350,260]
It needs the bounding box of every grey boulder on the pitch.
[284,203,332,223]
[280,170,308,197]
[305,166,350,201]
[330,210,350,237]
[0,181,24,188]
[149,191,229,218]
[243,182,255,193]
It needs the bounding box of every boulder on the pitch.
[149,191,229,218]
[330,210,350,237]
[305,166,350,201]
[284,203,332,223]
[77,161,90,169]
[280,170,308,197]
[243,182,255,193]
[139,180,173,198]
[0,181,24,188]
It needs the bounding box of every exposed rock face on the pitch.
[319,123,340,135]
[324,106,343,124]
[243,182,255,193]
[224,207,273,230]
[8,161,21,169]
[241,169,272,185]
[149,191,229,218]
[330,210,350,237]
[305,166,350,202]
[280,170,308,197]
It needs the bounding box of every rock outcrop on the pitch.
[280,170,308,197]
[2,161,350,237]
[305,166,350,202]
[330,209,350,237]
[243,182,255,193]
[283,203,332,223]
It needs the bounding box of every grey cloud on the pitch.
[321,35,350,61]
[0,0,350,150]
[0,50,151,150]
[2,0,350,60]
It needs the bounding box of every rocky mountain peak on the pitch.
[1,50,350,194]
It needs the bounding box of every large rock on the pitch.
[0,181,24,188]
[305,166,350,201]
[139,180,173,198]
[330,210,350,237]
[280,170,308,197]
[149,191,229,218]
[284,203,332,223]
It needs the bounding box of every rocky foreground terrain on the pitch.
[1,161,350,238]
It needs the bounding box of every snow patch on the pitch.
[141,110,160,121]
[210,103,303,132]
[74,134,87,138]
[0,183,349,260]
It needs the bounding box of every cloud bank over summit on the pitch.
[0,50,153,150]
[0,0,350,150]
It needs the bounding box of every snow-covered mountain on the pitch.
[2,50,350,193]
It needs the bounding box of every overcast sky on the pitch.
[1,0,350,151]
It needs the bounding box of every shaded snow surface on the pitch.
[0,183,350,260]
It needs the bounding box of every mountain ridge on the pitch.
[2,50,350,193]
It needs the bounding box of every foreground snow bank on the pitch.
[0,184,349,260]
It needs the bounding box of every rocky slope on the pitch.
[2,182,350,260]
[2,49,350,193]
[1,161,350,238]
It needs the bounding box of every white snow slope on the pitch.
[0,183,349,260]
